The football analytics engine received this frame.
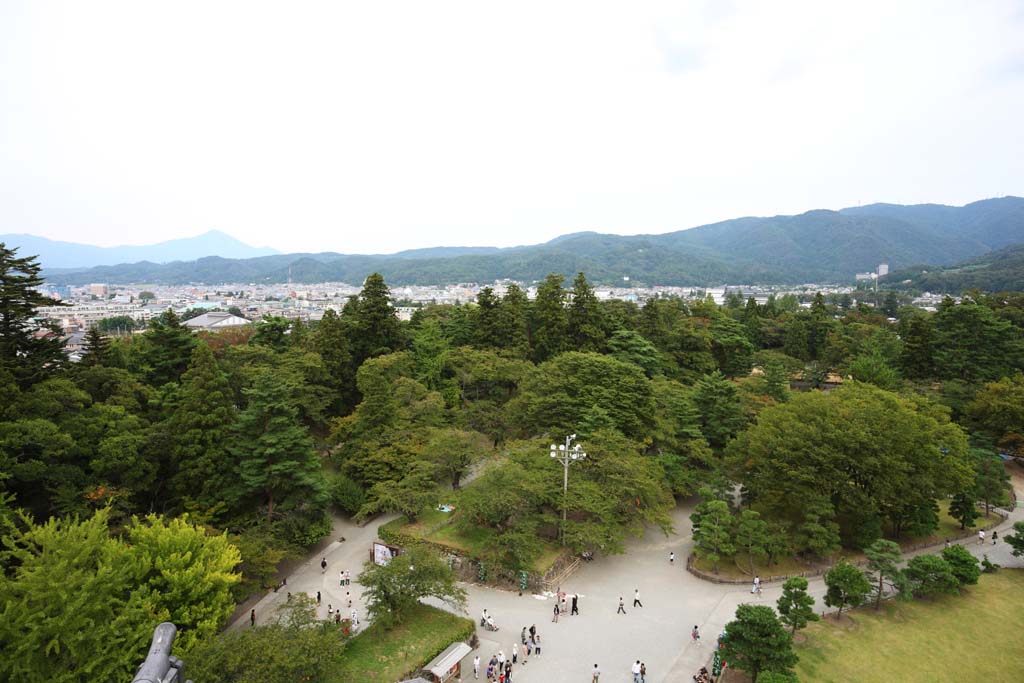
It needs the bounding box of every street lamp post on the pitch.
[550,434,586,546]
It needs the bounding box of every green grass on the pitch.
[335,603,474,683]
[792,569,1024,683]
[385,508,563,574]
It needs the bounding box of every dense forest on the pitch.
[2,242,1024,681]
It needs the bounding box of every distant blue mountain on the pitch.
[0,230,278,269]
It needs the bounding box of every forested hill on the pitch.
[39,196,1024,286]
[884,244,1024,294]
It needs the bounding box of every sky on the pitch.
[1,1,1023,255]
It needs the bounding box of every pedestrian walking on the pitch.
[691,625,701,645]
[250,609,256,627]
[334,610,341,624]
[512,647,518,665]
[320,557,327,573]
[572,593,580,615]
[592,663,601,682]
[345,569,351,585]
[993,530,998,545]
[979,529,986,545]
[552,603,560,622]
[327,604,333,619]
[632,659,642,682]
[945,539,951,548]
[351,608,359,626]
[669,551,675,564]
[505,659,512,682]
[617,596,626,614]
[520,641,529,664]
[474,655,480,679]
[339,570,344,587]
[316,590,321,605]
[633,589,643,608]
[533,633,541,657]
[521,626,527,644]
[346,591,352,608]
[752,575,761,596]
[498,650,505,668]
[529,624,536,639]
[641,662,646,682]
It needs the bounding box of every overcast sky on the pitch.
[1,1,1022,254]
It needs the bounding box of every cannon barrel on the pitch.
[132,622,181,683]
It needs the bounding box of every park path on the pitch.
[231,462,1024,682]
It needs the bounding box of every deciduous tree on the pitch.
[359,543,467,628]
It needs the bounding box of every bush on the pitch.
[941,544,981,586]
[329,471,366,516]
[278,508,333,547]
[903,554,959,598]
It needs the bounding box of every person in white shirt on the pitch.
[632,659,642,682]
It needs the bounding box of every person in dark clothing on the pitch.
[571,593,579,615]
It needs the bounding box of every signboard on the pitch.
[373,542,395,566]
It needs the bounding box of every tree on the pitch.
[693,371,745,449]
[188,595,349,683]
[359,543,467,628]
[138,290,156,301]
[941,544,980,587]
[164,342,237,509]
[607,328,662,377]
[863,539,901,609]
[357,460,439,523]
[1004,521,1024,557]
[567,272,606,352]
[776,577,818,635]
[95,315,138,334]
[735,509,769,573]
[968,373,1024,453]
[348,273,405,364]
[529,273,568,363]
[763,359,790,402]
[691,497,734,574]
[249,316,292,352]
[79,327,111,367]
[932,298,1023,383]
[425,428,487,490]
[308,308,356,414]
[709,316,754,378]
[848,351,899,390]
[127,514,242,651]
[973,450,1012,514]
[720,604,798,683]
[0,243,65,387]
[899,314,934,379]
[823,560,871,618]
[903,554,959,598]
[495,283,529,355]
[141,310,197,386]
[948,492,979,530]
[234,371,328,521]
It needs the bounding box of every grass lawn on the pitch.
[335,603,474,683]
[695,501,995,581]
[791,569,1024,683]
[385,509,564,575]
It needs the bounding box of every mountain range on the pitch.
[7,196,1023,287]
[0,230,278,268]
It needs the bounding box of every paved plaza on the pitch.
[232,469,1024,682]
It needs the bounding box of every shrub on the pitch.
[329,471,366,516]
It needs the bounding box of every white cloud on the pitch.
[1,0,1021,253]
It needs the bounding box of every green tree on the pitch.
[250,315,292,352]
[308,308,357,414]
[359,543,467,628]
[973,451,1012,514]
[863,539,901,609]
[720,604,798,683]
[709,316,755,378]
[948,492,979,530]
[234,371,327,521]
[412,317,451,394]
[127,514,242,651]
[903,553,959,598]
[735,509,769,573]
[0,243,65,387]
[932,298,1023,383]
[607,328,662,377]
[79,327,111,367]
[495,283,529,354]
[164,342,237,509]
[567,272,606,352]
[348,273,405,364]
[848,351,899,390]
[763,359,790,402]
[823,560,871,618]
[141,310,197,386]
[95,315,138,334]
[1004,520,1024,557]
[691,497,734,573]
[776,576,818,635]
[694,371,745,449]
[941,544,980,587]
[357,460,439,523]
[968,373,1024,453]
[474,286,501,347]
[188,595,349,683]
[529,273,568,363]
[899,314,934,379]
[425,428,487,490]
[138,290,156,301]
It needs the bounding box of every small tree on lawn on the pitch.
[360,543,467,629]
[776,577,818,636]
[720,604,798,683]
[903,554,959,598]
[823,560,871,619]
[735,509,770,573]
[1004,521,1024,557]
[948,492,979,530]
[864,539,901,609]
[940,545,980,587]
[691,498,735,574]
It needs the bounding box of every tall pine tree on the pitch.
[567,272,606,352]
[529,273,568,363]
[0,243,65,387]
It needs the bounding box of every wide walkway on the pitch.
[231,465,1024,682]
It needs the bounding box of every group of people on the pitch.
[551,588,580,621]
[473,651,514,682]
[692,665,712,682]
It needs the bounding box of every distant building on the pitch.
[878,263,889,277]
[89,283,109,297]
[182,311,252,332]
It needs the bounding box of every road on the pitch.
[231,465,1024,682]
